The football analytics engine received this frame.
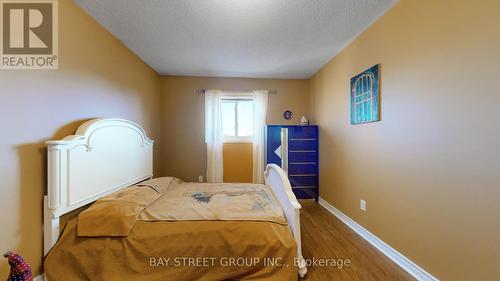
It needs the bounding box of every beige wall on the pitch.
[2,0,498,279]
[0,0,161,278]
[223,143,253,183]
[309,0,500,280]
[159,76,309,181]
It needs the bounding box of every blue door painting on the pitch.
[350,64,380,124]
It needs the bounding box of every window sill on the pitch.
[223,139,254,143]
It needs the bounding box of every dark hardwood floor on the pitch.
[299,202,415,281]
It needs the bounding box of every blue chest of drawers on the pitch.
[266,125,319,201]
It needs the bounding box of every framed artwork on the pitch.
[350,64,380,124]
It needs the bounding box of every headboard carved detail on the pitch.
[44,118,154,255]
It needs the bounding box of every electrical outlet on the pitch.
[198,175,204,182]
[360,199,366,211]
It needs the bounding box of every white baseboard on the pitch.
[318,197,439,281]
[34,275,44,281]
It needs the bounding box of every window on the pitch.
[221,98,254,140]
[353,74,373,123]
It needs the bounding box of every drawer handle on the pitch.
[289,138,317,141]
[292,186,316,189]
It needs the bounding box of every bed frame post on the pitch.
[291,206,307,278]
[264,164,307,278]
[44,196,59,256]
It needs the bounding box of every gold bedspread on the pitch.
[44,178,298,281]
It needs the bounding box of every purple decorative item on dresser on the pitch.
[4,251,33,281]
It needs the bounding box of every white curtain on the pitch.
[252,90,268,183]
[205,90,224,183]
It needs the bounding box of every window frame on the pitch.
[353,74,374,123]
[221,96,254,142]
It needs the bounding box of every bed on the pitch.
[43,118,307,280]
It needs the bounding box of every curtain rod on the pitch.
[196,89,277,95]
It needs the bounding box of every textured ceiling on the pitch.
[75,0,397,78]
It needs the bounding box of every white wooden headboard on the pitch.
[44,118,154,255]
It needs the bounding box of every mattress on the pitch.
[44,178,298,281]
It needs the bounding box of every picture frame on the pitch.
[350,64,380,124]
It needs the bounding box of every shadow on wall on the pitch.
[4,120,91,277]
[15,142,46,276]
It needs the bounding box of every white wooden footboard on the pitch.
[264,164,307,277]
